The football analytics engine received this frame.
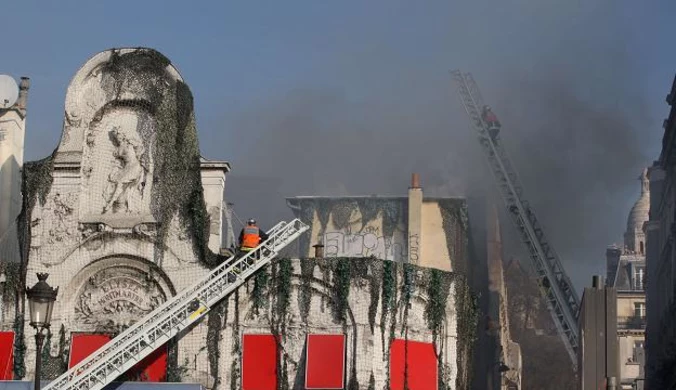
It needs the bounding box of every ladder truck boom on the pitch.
[451,70,581,368]
[43,218,309,390]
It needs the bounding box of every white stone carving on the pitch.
[102,126,148,214]
[74,266,167,332]
[47,192,77,244]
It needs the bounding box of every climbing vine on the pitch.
[425,269,452,342]
[228,257,475,389]
[298,260,315,323]
[96,49,224,268]
[332,259,351,323]
[11,150,57,379]
[229,290,240,390]
[251,268,269,316]
[206,300,226,388]
[454,276,478,390]
[367,260,382,332]
[166,341,188,382]
[40,325,68,380]
[380,260,397,355]
[274,259,293,332]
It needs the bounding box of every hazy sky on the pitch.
[3,0,675,291]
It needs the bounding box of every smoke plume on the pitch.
[221,1,655,291]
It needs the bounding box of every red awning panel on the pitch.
[0,331,15,380]
[305,334,346,389]
[68,334,111,368]
[389,339,438,390]
[69,333,167,382]
[242,334,278,390]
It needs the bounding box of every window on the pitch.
[0,331,14,380]
[640,241,644,254]
[632,340,645,363]
[305,334,346,389]
[633,267,645,290]
[390,339,438,390]
[242,334,278,390]
[634,302,646,318]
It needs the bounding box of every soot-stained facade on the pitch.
[286,176,470,275]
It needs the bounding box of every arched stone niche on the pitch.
[63,255,176,333]
[58,48,183,158]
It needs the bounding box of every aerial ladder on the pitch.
[451,70,581,368]
[42,218,309,390]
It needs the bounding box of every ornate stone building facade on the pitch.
[605,170,648,389]
[645,73,676,389]
[0,48,476,389]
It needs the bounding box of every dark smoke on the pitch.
[218,2,654,292]
[494,72,651,291]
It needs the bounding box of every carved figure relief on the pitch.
[47,192,77,244]
[74,266,167,332]
[102,126,149,214]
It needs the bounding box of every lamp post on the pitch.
[25,273,58,390]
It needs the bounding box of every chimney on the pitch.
[312,244,324,258]
[411,173,420,189]
[592,275,604,289]
[407,173,423,265]
[16,77,30,112]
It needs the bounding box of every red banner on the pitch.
[0,331,14,380]
[305,334,345,389]
[390,339,438,390]
[69,333,166,382]
[242,334,278,390]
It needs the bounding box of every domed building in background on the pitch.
[605,168,648,389]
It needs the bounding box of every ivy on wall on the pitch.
[217,257,477,390]
[454,275,479,390]
[12,150,57,379]
[95,49,225,268]
[229,290,240,390]
[40,325,69,380]
[166,341,189,382]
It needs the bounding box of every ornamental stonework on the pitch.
[74,266,167,333]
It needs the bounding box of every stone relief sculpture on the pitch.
[74,267,167,332]
[102,126,148,214]
[47,192,77,244]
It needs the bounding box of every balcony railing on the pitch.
[618,316,647,330]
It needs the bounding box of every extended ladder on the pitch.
[451,70,580,368]
[43,218,309,390]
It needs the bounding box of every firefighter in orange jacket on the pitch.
[239,219,269,252]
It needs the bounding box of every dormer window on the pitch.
[633,267,645,290]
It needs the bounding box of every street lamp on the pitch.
[25,273,58,390]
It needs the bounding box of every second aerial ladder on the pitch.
[451,70,581,368]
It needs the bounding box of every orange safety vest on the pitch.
[241,226,261,248]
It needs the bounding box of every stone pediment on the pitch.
[29,47,220,265]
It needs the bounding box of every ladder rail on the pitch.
[460,74,580,308]
[60,218,288,382]
[451,70,580,367]
[44,219,308,390]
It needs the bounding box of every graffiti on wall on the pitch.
[408,233,420,264]
[322,225,406,261]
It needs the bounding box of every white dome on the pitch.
[626,168,650,233]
